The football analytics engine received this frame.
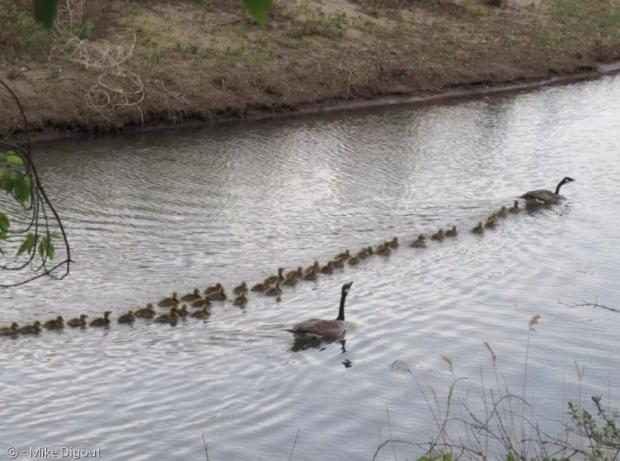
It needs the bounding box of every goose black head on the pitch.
[342,282,353,296]
[562,176,575,184]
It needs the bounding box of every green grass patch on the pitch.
[0,5,52,61]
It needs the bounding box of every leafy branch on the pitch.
[0,78,71,287]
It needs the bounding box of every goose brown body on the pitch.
[288,282,353,340]
[521,177,575,204]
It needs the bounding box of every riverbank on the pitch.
[1,0,620,140]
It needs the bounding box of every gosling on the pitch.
[0,322,19,336]
[181,289,202,302]
[135,304,155,319]
[233,294,248,307]
[509,200,520,213]
[67,314,88,328]
[18,321,42,335]
[154,307,179,325]
[233,282,248,295]
[190,306,210,319]
[485,214,498,229]
[410,235,426,248]
[44,316,64,330]
[158,292,179,308]
[471,222,484,234]
[265,282,281,297]
[90,311,112,327]
[205,283,224,295]
[118,311,136,324]
[431,229,445,241]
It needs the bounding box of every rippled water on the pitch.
[1,75,620,460]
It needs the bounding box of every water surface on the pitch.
[1,75,619,460]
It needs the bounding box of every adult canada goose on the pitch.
[233,294,248,307]
[431,229,445,241]
[288,282,353,340]
[181,289,202,302]
[388,237,399,249]
[158,292,179,308]
[509,200,520,213]
[521,177,575,204]
[18,321,42,335]
[471,222,485,234]
[264,268,285,286]
[135,304,156,319]
[233,282,247,295]
[90,311,112,327]
[0,322,19,336]
[410,235,426,248]
[190,306,210,319]
[445,226,458,237]
[67,314,88,328]
[154,307,178,325]
[118,311,136,324]
[497,206,508,218]
[44,316,64,330]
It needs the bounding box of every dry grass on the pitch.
[382,316,620,460]
[1,0,620,136]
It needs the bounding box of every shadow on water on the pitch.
[290,335,347,353]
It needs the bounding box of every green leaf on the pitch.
[0,212,8,233]
[33,0,59,29]
[6,153,23,167]
[39,236,55,260]
[241,0,272,26]
[17,232,36,256]
[13,176,31,204]
[47,240,55,260]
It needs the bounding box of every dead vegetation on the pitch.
[1,0,619,137]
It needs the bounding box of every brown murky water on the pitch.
[1,74,619,460]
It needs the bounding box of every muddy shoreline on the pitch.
[12,60,620,145]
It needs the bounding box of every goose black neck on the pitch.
[554,179,565,195]
[337,291,347,321]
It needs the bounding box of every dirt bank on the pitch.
[1,0,620,140]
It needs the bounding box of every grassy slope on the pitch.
[1,0,619,137]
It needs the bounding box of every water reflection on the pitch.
[290,335,347,353]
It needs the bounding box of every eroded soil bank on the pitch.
[1,0,620,140]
